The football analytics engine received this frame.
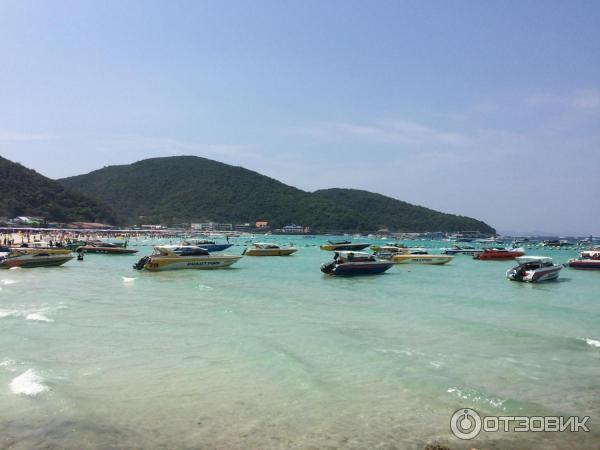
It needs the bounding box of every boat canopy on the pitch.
[153,245,210,256]
[581,250,600,259]
[254,243,280,249]
[333,250,375,262]
[182,239,215,245]
[516,256,553,264]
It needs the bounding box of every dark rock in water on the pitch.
[423,444,453,450]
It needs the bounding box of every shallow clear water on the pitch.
[1,238,599,449]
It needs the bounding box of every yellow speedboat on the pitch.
[133,246,242,271]
[0,248,73,268]
[391,254,454,265]
[243,243,297,256]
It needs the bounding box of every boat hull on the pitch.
[568,260,600,270]
[11,247,72,255]
[392,255,453,265]
[507,266,562,282]
[77,246,138,254]
[244,248,297,256]
[321,261,393,276]
[474,249,525,260]
[142,255,242,271]
[0,254,74,268]
[320,243,371,251]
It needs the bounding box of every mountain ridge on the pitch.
[58,155,495,233]
[0,155,121,224]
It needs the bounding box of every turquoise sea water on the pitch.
[1,237,599,449]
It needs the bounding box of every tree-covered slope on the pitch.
[59,155,495,233]
[313,188,495,233]
[0,156,121,224]
[59,156,369,229]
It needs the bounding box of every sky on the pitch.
[1,0,599,235]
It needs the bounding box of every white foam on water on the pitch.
[0,309,17,318]
[585,338,600,348]
[25,313,54,323]
[0,359,16,371]
[1,279,17,285]
[9,369,49,396]
[447,386,506,409]
[8,267,21,270]
[198,284,213,290]
[122,276,137,283]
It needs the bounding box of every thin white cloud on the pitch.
[0,131,54,142]
[294,119,467,147]
[526,88,600,111]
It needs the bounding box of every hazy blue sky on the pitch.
[1,0,599,234]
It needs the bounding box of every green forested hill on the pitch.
[313,188,495,233]
[58,155,495,233]
[0,156,121,224]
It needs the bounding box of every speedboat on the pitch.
[506,256,562,282]
[372,245,409,260]
[320,240,370,251]
[568,250,600,270]
[371,243,427,256]
[370,243,407,252]
[0,248,74,269]
[540,239,572,247]
[10,245,72,256]
[77,242,138,254]
[133,246,241,271]
[474,247,525,260]
[441,245,484,256]
[391,254,453,265]
[320,251,393,276]
[243,243,297,256]
[181,238,233,252]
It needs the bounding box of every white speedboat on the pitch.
[506,256,562,282]
[133,246,241,271]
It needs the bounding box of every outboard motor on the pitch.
[133,256,150,270]
[320,261,336,274]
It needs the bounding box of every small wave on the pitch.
[198,284,213,290]
[1,279,17,285]
[582,338,600,348]
[10,369,49,396]
[8,267,21,270]
[25,313,53,323]
[0,359,16,370]
[0,309,17,318]
[121,277,137,283]
[447,386,506,409]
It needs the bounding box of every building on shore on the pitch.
[191,222,234,232]
[282,224,308,234]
